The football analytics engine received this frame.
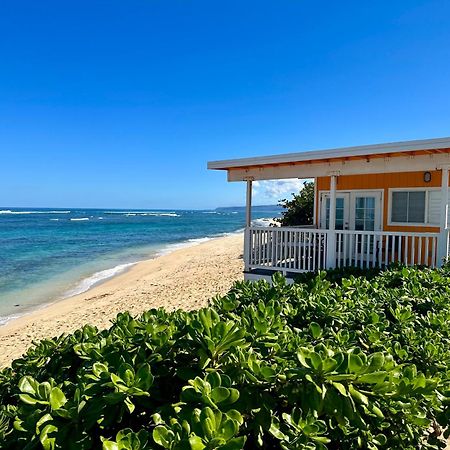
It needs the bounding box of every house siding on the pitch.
[316,170,447,233]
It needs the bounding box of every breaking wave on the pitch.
[251,217,278,227]
[0,210,70,215]
[105,211,180,217]
[63,262,137,298]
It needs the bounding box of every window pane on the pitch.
[408,192,426,223]
[355,208,364,220]
[355,219,364,230]
[391,192,408,223]
[366,197,375,209]
[354,196,377,230]
[335,218,344,230]
[365,219,375,231]
[325,197,346,229]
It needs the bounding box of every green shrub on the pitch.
[1,266,450,449]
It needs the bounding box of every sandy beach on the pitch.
[0,233,244,367]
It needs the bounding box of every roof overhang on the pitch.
[207,137,450,182]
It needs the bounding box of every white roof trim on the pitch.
[207,136,450,170]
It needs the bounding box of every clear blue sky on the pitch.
[1,0,449,209]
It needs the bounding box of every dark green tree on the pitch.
[277,181,314,226]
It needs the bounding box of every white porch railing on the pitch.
[247,226,441,273]
[335,230,439,269]
[248,226,328,272]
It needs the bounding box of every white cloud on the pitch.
[253,179,310,203]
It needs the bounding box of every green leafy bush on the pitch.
[1,266,450,449]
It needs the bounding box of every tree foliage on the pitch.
[277,181,315,226]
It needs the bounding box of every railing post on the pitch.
[245,179,253,228]
[244,227,251,272]
[244,179,253,272]
[326,175,337,269]
[438,167,449,266]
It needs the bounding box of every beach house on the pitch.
[208,137,450,282]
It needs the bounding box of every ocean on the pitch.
[0,206,281,325]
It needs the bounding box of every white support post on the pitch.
[438,167,449,266]
[326,175,337,269]
[245,179,252,228]
[313,178,317,226]
[244,179,253,272]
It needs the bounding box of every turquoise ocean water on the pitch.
[0,206,280,325]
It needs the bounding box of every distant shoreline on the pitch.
[0,206,279,327]
[0,229,244,328]
[0,233,244,367]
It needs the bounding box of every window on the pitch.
[325,197,345,230]
[355,197,375,231]
[391,191,426,224]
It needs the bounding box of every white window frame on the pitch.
[350,191,383,231]
[387,187,440,227]
[319,192,350,229]
[319,189,384,231]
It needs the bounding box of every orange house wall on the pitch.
[315,170,446,233]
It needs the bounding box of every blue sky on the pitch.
[1,0,450,209]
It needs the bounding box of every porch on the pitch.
[208,137,450,281]
[245,226,443,281]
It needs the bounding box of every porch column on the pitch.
[313,178,318,226]
[326,175,337,269]
[244,179,253,272]
[245,179,252,227]
[438,167,449,266]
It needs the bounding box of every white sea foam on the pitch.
[0,210,71,214]
[104,211,138,214]
[251,217,278,227]
[63,262,137,298]
[0,314,21,326]
[70,218,89,221]
[156,238,212,256]
[65,237,210,298]
[49,218,60,221]
[63,235,218,299]
[105,211,180,217]
[202,211,239,215]
[188,237,212,244]
[134,213,180,217]
[155,230,244,257]
[78,231,242,290]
